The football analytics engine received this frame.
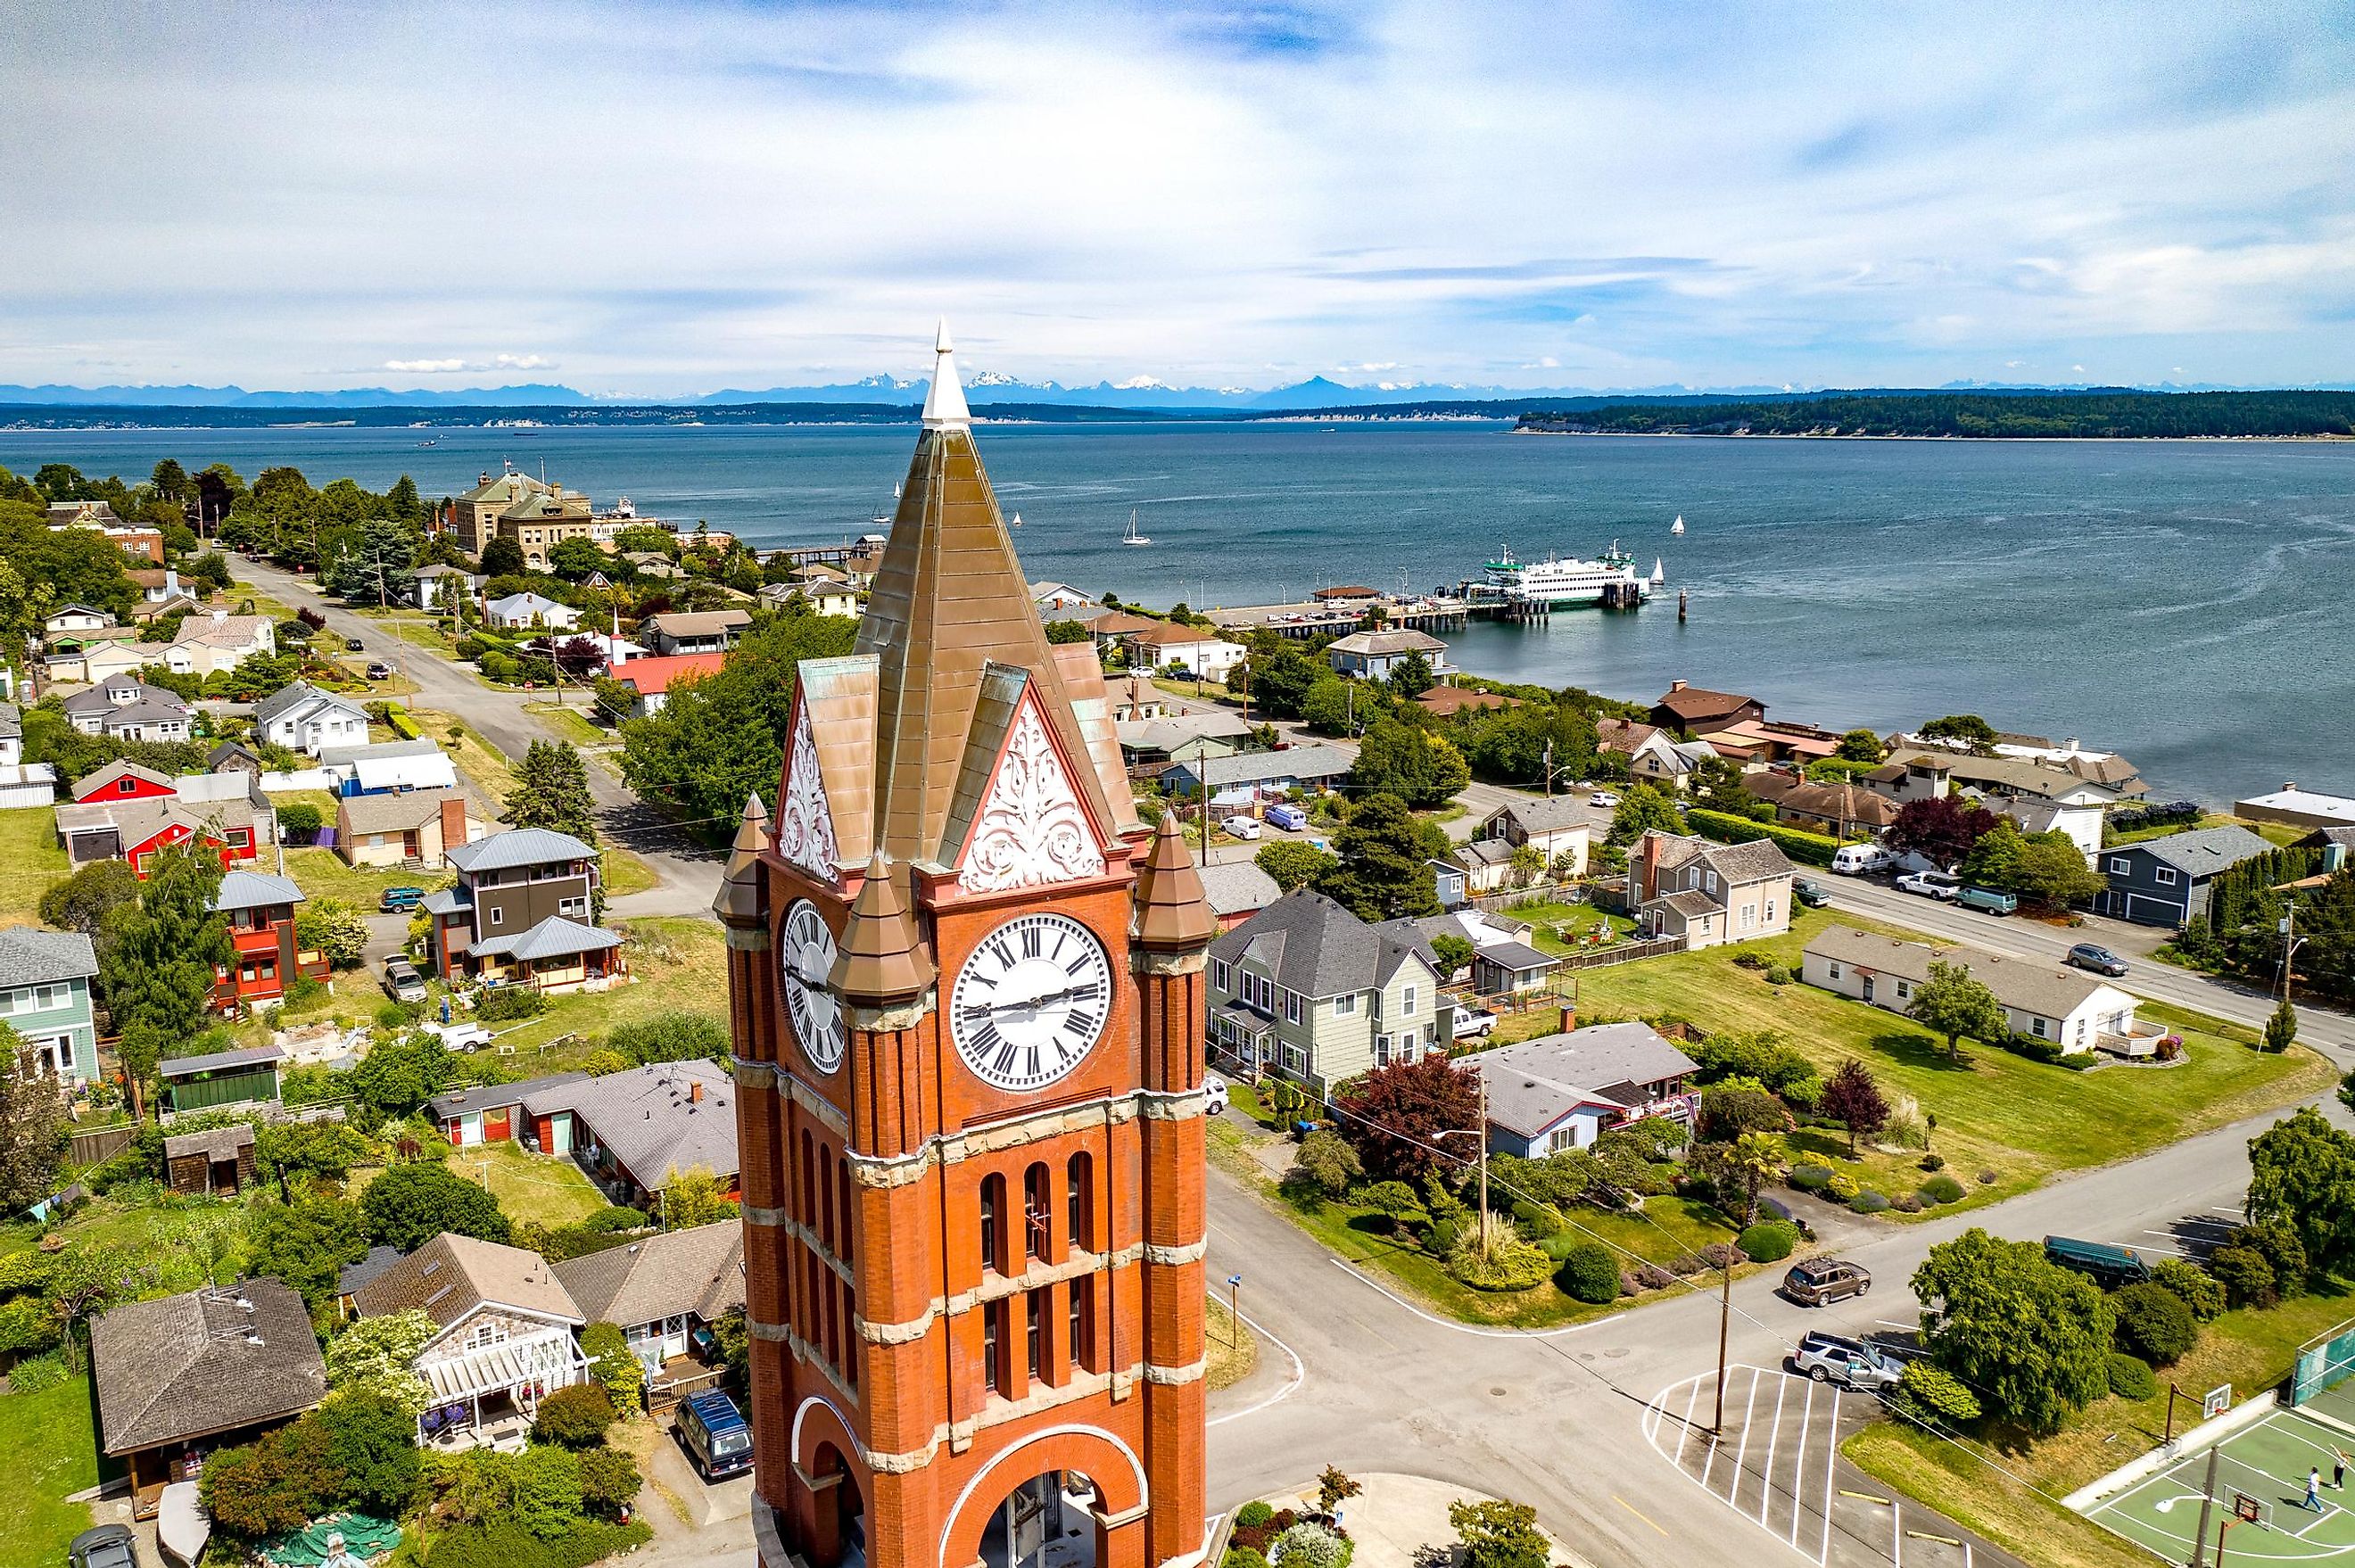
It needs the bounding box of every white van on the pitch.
[1830,843,1893,877]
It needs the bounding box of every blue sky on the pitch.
[2,1,2351,394]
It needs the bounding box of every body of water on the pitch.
[7,421,2351,805]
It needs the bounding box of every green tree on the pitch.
[577,1448,643,1519]
[1507,843,1546,887]
[102,844,235,1101]
[2268,1000,2301,1055]
[324,1308,439,1415]
[606,1011,731,1064]
[1836,729,1885,763]
[1301,673,1357,737]
[1345,719,1469,809]
[323,518,419,604]
[247,1197,370,1312]
[1913,1228,2111,1434]
[317,1391,424,1517]
[2246,1106,2355,1274]
[1905,960,2010,1064]
[1428,933,1475,981]
[350,1035,455,1117]
[253,1121,375,1193]
[1448,1498,1551,1568]
[1387,652,1435,700]
[1917,714,1999,754]
[581,1321,646,1410]
[659,1166,735,1229]
[359,1163,512,1250]
[505,739,600,846]
[295,897,370,970]
[1255,840,1339,893]
[477,534,526,576]
[1043,619,1091,645]
[1283,1129,1361,1199]
[546,537,608,582]
[1607,783,1681,847]
[1314,794,1440,920]
[0,1025,70,1209]
[530,1382,616,1448]
[1690,755,1769,821]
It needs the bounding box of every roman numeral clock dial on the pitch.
[949,912,1112,1093]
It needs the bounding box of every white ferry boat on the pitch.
[1471,541,1655,608]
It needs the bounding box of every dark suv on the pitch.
[2067,943,2129,977]
[1782,1258,1872,1307]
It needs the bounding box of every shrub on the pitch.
[1698,1242,1742,1271]
[1919,1175,1966,1205]
[574,1448,641,1519]
[1826,1172,1862,1203]
[1271,1523,1351,1568]
[2208,1246,2277,1310]
[1850,1191,1890,1213]
[1893,1362,1982,1424]
[531,1382,616,1448]
[1284,1130,1360,1201]
[1787,1163,1833,1193]
[2111,1282,2199,1366]
[1737,1223,1797,1263]
[2232,1222,2310,1297]
[1764,963,1792,986]
[1226,1552,1272,1568]
[580,1322,646,1409]
[1780,1074,1823,1111]
[1892,1194,1923,1214]
[1632,1264,1675,1292]
[6,1350,70,1393]
[1732,952,1769,971]
[1682,807,1840,868]
[1920,1154,1946,1172]
[1235,1503,1276,1531]
[1555,1242,1621,1304]
[1667,1252,1708,1276]
[2106,1352,2157,1400]
[1425,1219,1462,1257]
[1447,1228,1553,1292]
[1977,1169,1999,1185]
[1510,1200,1564,1238]
[427,1521,653,1568]
[2153,1259,2228,1324]
[476,986,548,1022]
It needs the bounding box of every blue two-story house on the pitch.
[0,928,102,1083]
[2093,823,2275,928]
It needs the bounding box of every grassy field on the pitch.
[0,805,72,925]
[1204,1292,1259,1392]
[447,1137,609,1226]
[523,700,610,750]
[0,1374,102,1568]
[1566,908,2333,1212]
[0,1196,252,1293]
[1847,1283,2355,1568]
[1488,897,1637,954]
[2107,813,2309,850]
[284,846,455,908]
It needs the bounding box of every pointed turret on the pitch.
[921,319,970,430]
[1129,813,1218,953]
[830,854,935,1006]
[713,792,771,931]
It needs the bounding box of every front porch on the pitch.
[414,1327,588,1447]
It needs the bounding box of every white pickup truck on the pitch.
[421,1019,494,1052]
[1453,1007,1499,1042]
[1896,869,1962,902]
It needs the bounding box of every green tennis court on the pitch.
[2086,1407,2355,1561]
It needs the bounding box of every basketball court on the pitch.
[2084,1406,2355,1563]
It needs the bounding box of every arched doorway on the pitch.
[979,1471,1104,1568]
[810,1441,868,1568]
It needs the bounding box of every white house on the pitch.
[1124,622,1246,682]
[1473,797,1593,877]
[483,592,581,631]
[1474,1023,1700,1154]
[409,564,482,610]
[1865,749,2118,862]
[318,739,460,795]
[45,640,149,686]
[348,1233,590,1443]
[759,579,861,619]
[254,683,370,757]
[1325,628,1451,682]
[44,605,114,637]
[1029,581,1098,615]
[1801,924,2160,1056]
[161,612,276,677]
[0,703,57,810]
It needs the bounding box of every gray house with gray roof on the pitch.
[1207,888,1453,1094]
[2092,823,2276,928]
[1472,1023,1700,1155]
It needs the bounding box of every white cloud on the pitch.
[384,358,467,374]
[493,352,555,370]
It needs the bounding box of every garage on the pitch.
[2123,892,2187,927]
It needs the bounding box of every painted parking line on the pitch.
[1643,1366,1847,1566]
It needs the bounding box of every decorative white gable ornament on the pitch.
[774,702,841,884]
[959,702,1105,894]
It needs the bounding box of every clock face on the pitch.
[950,912,1113,1093]
[780,899,846,1073]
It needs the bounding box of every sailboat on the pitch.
[1671,515,1686,536]
[1122,508,1152,547]
[1010,511,1023,529]
[1652,557,1665,585]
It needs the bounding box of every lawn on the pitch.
[0,1195,253,1295]
[1565,908,2334,1213]
[0,1374,102,1568]
[436,916,730,1077]
[284,846,455,909]
[0,805,72,924]
[2107,813,2308,850]
[1486,896,1636,954]
[1846,1282,2355,1568]
[446,1137,609,1227]
[1204,1292,1259,1392]
[524,700,611,750]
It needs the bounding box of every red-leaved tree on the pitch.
[1886,796,1999,868]
[1334,1054,1482,1183]
[1817,1059,1890,1157]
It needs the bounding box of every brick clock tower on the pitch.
[717,326,1215,1568]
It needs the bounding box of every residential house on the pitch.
[1866,749,2120,861]
[255,682,369,757]
[1429,858,1469,909]
[1475,1023,1700,1155]
[1743,773,1899,839]
[162,1123,258,1196]
[319,738,460,796]
[758,578,860,619]
[0,701,55,809]
[1597,718,1714,791]
[1701,720,1845,769]
[0,928,100,1081]
[70,759,179,804]
[1803,924,2154,1055]
[44,638,149,686]
[336,788,480,869]
[1416,685,1512,718]
[158,1043,286,1115]
[558,631,648,673]
[89,1280,326,1519]
[2295,826,2355,873]
[1199,862,1283,930]
[1473,798,1594,877]
[1206,888,1453,1093]
[424,1072,591,1149]
[130,593,200,626]
[210,871,327,1011]
[44,604,115,637]
[552,1220,746,1375]
[1115,709,1253,769]
[2235,784,2355,834]
[523,1060,738,1206]
[350,1233,591,1442]
[1379,909,1563,994]
[483,591,581,631]
[207,741,264,776]
[126,567,193,605]
[55,792,267,875]
[426,828,619,991]
[1160,745,1351,807]
[1324,628,1450,682]
[1894,730,2149,798]
[639,609,750,656]
[1467,939,1561,996]
[161,611,275,676]
[1626,830,1795,950]
[623,550,682,580]
[1083,609,1160,659]
[1110,673,1169,722]
[1029,581,1099,615]
[607,653,725,718]
[63,679,192,742]
[410,563,483,610]
[1446,837,1519,895]
[2092,824,2277,928]
[1126,621,1246,682]
[1648,681,1764,738]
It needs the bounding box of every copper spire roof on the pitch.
[1129,813,1217,953]
[713,792,771,929]
[854,326,1128,867]
[830,854,934,1005]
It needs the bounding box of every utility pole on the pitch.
[2280,909,2307,1005]
[1543,739,1553,798]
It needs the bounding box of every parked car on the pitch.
[379,885,425,912]
[1829,843,1894,876]
[1792,877,1831,908]
[1781,1258,1872,1307]
[1453,1007,1500,1041]
[2068,943,2130,977]
[1790,1332,1903,1391]
[675,1389,755,1481]
[423,1019,493,1052]
[383,956,428,1003]
[1221,816,1262,841]
[1203,1072,1229,1115]
[1265,803,1309,832]
[366,660,394,681]
[1957,885,2019,916]
[1896,869,1962,901]
[2044,1235,2153,1289]
[343,635,365,652]
[1589,790,1621,808]
[70,1525,139,1568]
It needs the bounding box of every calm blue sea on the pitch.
[7,420,2351,805]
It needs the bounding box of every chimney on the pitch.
[1558,1005,1578,1034]
[440,796,471,854]
[690,1081,704,1104]
[2284,781,2298,793]
[1670,679,1689,692]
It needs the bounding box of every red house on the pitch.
[56,795,269,878]
[207,871,328,1012]
[70,760,179,804]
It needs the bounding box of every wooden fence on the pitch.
[1553,936,1685,971]
[69,1125,136,1167]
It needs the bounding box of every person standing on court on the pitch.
[2334,1447,2351,1490]
[2310,1467,2326,1512]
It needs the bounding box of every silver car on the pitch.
[1790,1332,1903,1391]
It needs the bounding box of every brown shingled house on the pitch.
[1648,680,1764,738]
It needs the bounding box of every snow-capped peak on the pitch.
[1112,375,1172,390]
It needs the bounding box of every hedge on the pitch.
[384,705,423,739]
[1682,808,1841,869]
[1737,1222,1797,1263]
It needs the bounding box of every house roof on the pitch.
[1473,1024,1699,1137]
[2298,827,2355,849]
[1211,887,1438,999]
[551,1221,744,1331]
[162,1124,255,1161]
[99,698,192,731]
[0,928,99,988]
[1751,777,1899,828]
[1326,629,1447,657]
[640,610,750,638]
[614,653,726,695]
[159,1043,285,1078]
[255,682,364,729]
[1115,712,1253,753]
[1452,838,1516,868]
[1654,685,1758,723]
[2125,824,2276,879]
[1128,621,1226,648]
[208,742,262,770]
[523,1060,738,1185]
[1656,888,1723,919]
[1173,745,1352,788]
[446,827,598,873]
[1417,686,1510,716]
[63,685,185,722]
[484,592,573,618]
[170,615,272,651]
[211,871,305,914]
[318,739,445,767]
[2237,788,2355,825]
[71,759,178,798]
[1880,748,2120,804]
[1594,717,1663,755]
[90,1280,326,1456]
[1804,923,2129,1020]
[423,1071,591,1125]
[1650,830,1795,886]
[1198,861,1282,919]
[337,1245,406,1299]
[1490,797,1593,835]
[351,1232,584,1329]
[1083,610,1160,636]
[467,915,623,962]
[1475,939,1558,974]
[339,788,466,835]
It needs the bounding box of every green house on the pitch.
[159,1044,285,1115]
[0,928,101,1084]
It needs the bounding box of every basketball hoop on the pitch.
[2205,1384,2233,1420]
[2235,1493,2261,1525]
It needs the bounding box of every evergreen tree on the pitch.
[505,740,600,846]
[1314,794,1441,920]
[0,1024,70,1209]
[2263,998,2299,1054]
[102,846,234,1102]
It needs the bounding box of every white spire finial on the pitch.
[921,319,970,430]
